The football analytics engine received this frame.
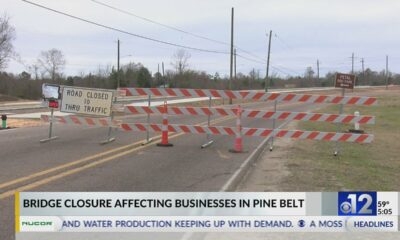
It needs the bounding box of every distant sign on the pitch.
[335,73,356,89]
[60,86,114,117]
[48,100,59,109]
[42,84,61,100]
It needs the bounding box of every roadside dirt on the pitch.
[3,119,44,128]
[236,122,296,191]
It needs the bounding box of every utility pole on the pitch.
[265,30,272,92]
[251,68,255,89]
[157,63,160,86]
[234,48,237,80]
[317,59,320,81]
[361,58,365,85]
[361,58,364,74]
[386,55,389,90]
[351,52,354,74]
[229,7,234,104]
[117,39,120,89]
[162,62,165,88]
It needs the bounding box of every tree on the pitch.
[28,62,40,80]
[137,67,151,87]
[19,71,31,80]
[305,66,314,79]
[171,49,191,74]
[38,48,66,82]
[0,14,16,70]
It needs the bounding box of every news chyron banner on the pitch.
[16,192,399,239]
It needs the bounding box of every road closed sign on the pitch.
[335,73,356,89]
[60,86,114,117]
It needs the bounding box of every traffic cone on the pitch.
[229,105,244,153]
[157,101,173,147]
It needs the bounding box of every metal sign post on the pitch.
[201,96,214,148]
[142,94,153,145]
[269,100,277,151]
[333,73,355,156]
[40,84,61,143]
[40,107,59,143]
[334,88,345,156]
[100,96,117,145]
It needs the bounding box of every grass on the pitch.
[282,91,400,191]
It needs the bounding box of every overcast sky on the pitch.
[3,0,400,77]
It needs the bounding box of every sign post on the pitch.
[201,96,214,148]
[40,84,61,143]
[334,73,356,156]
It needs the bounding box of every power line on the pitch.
[274,33,293,51]
[21,0,229,55]
[20,0,304,77]
[272,64,301,75]
[236,53,266,65]
[90,0,229,46]
[235,53,300,76]
[90,0,268,64]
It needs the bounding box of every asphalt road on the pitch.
[0,100,316,239]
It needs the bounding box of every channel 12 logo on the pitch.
[338,192,377,216]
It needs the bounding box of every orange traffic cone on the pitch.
[229,105,244,153]
[157,101,173,147]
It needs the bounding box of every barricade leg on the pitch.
[157,101,173,147]
[201,96,214,148]
[100,97,117,144]
[349,111,364,134]
[269,100,277,151]
[142,94,154,145]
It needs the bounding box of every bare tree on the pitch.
[0,14,16,70]
[38,48,66,82]
[27,61,41,80]
[171,49,191,74]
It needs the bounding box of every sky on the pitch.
[2,0,400,78]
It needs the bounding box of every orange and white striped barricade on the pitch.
[120,87,377,105]
[156,101,173,147]
[120,88,242,99]
[125,106,375,124]
[41,114,121,143]
[240,91,378,105]
[41,115,121,127]
[120,123,374,144]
